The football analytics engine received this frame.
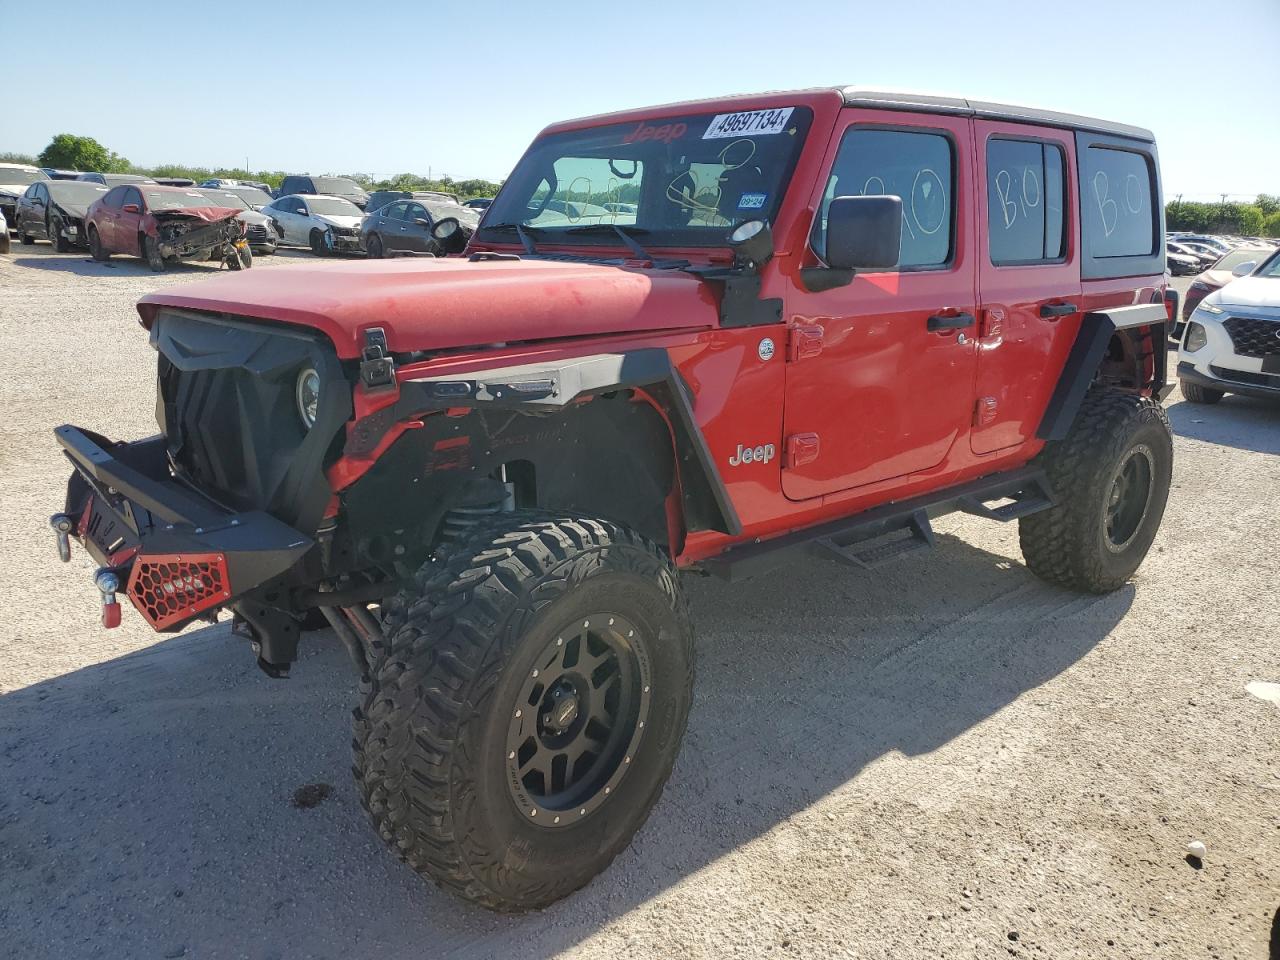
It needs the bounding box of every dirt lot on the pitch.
[0,245,1277,960]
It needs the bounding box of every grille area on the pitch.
[245,223,271,243]
[1222,316,1280,357]
[127,553,229,629]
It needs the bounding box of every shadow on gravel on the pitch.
[0,535,1130,959]
[8,252,229,277]
[1167,395,1280,455]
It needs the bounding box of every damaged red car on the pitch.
[85,184,252,271]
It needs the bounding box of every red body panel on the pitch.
[87,184,241,257]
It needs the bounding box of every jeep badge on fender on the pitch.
[48,87,1172,912]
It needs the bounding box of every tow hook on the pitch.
[95,568,122,629]
[50,513,74,562]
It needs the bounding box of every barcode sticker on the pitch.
[702,107,795,139]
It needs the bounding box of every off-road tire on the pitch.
[143,234,165,272]
[366,232,384,259]
[49,216,70,252]
[1179,379,1224,404]
[87,225,109,261]
[1019,390,1172,593]
[352,513,695,911]
[309,229,327,256]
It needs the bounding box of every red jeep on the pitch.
[51,88,1173,911]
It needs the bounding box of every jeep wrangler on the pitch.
[50,88,1174,911]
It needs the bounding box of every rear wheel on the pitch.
[352,513,694,911]
[19,225,34,244]
[366,232,384,259]
[1019,390,1172,593]
[87,225,109,261]
[1179,379,1224,404]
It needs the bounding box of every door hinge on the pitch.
[788,323,824,362]
[785,432,820,468]
[360,327,395,389]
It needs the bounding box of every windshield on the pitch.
[146,190,229,211]
[312,177,365,196]
[1214,247,1267,271]
[48,182,109,204]
[307,197,361,216]
[0,167,45,186]
[1255,250,1280,279]
[480,106,813,247]
[228,187,272,207]
[197,190,250,210]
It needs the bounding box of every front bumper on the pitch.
[1177,361,1280,400]
[55,425,313,632]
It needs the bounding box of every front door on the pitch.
[116,187,144,256]
[971,121,1082,454]
[781,110,979,501]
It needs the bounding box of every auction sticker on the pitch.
[702,107,795,139]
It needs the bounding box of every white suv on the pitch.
[1177,248,1280,404]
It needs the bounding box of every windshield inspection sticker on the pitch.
[738,192,767,210]
[702,107,795,139]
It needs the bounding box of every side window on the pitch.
[814,128,954,269]
[986,139,1066,265]
[125,187,142,209]
[295,199,309,217]
[406,203,428,224]
[1081,146,1154,258]
[103,187,124,209]
[384,202,407,221]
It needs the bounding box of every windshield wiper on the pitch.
[484,222,541,254]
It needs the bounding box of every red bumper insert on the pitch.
[126,553,230,630]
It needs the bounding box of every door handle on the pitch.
[1039,302,1078,319]
[927,312,976,332]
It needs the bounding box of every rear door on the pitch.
[97,187,124,248]
[781,110,980,500]
[971,122,1081,454]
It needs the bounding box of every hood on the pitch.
[0,183,28,197]
[1213,276,1280,310]
[1197,269,1235,289]
[314,212,364,229]
[138,257,719,359]
[152,206,244,224]
[235,209,271,226]
[50,197,95,220]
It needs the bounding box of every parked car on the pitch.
[39,167,81,180]
[206,185,274,211]
[153,177,196,187]
[1168,240,1216,268]
[1180,245,1274,325]
[47,87,1174,913]
[1165,242,1201,276]
[260,193,364,254]
[85,184,251,271]
[198,178,274,194]
[76,172,157,187]
[366,189,460,213]
[278,175,369,209]
[0,211,8,253]
[0,163,50,231]
[360,197,479,257]
[14,179,109,250]
[462,196,493,210]
[197,189,278,255]
[1178,248,1280,403]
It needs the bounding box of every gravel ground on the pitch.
[0,247,1277,960]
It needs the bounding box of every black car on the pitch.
[14,180,109,250]
[278,175,369,209]
[360,197,479,258]
[366,189,460,213]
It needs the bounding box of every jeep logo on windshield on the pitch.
[728,443,776,467]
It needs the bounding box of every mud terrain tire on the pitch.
[1019,390,1172,593]
[352,513,694,911]
[1179,379,1224,404]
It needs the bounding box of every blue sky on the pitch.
[7,0,1278,200]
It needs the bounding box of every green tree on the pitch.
[37,134,130,173]
[1255,194,1280,216]
[1263,210,1280,239]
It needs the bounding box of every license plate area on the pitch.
[1262,355,1280,375]
[81,494,140,564]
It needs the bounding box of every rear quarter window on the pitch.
[1076,131,1163,280]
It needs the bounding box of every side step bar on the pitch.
[702,466,1054,583]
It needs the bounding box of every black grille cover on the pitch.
[151,310,351,533]
[1223,316,1280,357]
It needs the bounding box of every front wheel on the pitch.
[142,234,165,272]
[1019,390,1172,593]
[352,514,694,911]
[49,216,71,252]
[87,225,109,261]
[365,232,384,259]
[1179,379,1224,404]
[309,228,327,256]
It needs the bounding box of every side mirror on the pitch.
[823,195,901,271]
[1231,261,1256,277]
[414,218,431,228]
[122,203,140,214]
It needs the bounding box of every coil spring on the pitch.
[439,500,505,543]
